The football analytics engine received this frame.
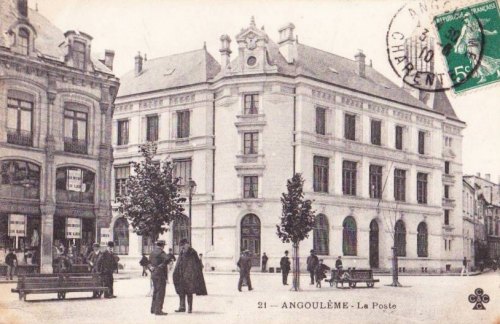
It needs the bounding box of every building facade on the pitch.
[112,18,465,272]
[0,0,119,273]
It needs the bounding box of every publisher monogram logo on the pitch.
[468,288,490,310]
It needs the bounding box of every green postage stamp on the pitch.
[434,0,500,93]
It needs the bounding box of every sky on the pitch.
[30,0,500,182]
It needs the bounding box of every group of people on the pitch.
[307,250,343,288]
[87,241,120,298]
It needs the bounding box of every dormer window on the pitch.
[73,40,86,70]
[18,28,29,55]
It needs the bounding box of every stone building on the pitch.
[0,0,119,273]
[112,18,465,272]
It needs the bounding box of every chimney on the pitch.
[18,0,28,18]
[476,172,481,178]
[485,173,491,181]
[135,52,143,76]
[219,34,232,68]
[278,23,296,64]
[103,50,115,71]
[354,49,366,78]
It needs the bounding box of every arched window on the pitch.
[342,216,357,256]
[113,218,129,255]
[313,214,329,255]
[395,220,406,257]
[18,28,29,55]
[56,167,95,203]
[0,160,40,199]
[417,222,428,257]
[173,215,189,254]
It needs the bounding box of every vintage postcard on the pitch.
[0,0,499,323]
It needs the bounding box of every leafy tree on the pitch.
[117,142,186,242]
[277,173,316,291]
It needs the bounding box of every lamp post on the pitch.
[188,178,197,244]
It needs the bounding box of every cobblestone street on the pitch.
[1,271,499,324]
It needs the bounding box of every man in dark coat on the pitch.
[237,250,253,291]
[173,239,207,313]
[5,248,17,280]
[97,241,118,298]
[280,250,291,285]
[87,243,101,297]
[306,250,319,285]
[149,240,171,316]
[261,253,268,272]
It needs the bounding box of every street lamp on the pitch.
[188,178,197,244]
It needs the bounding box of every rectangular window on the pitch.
[146,115,158,141]
[369,165,383,199]
[394,169,406,202]
[371,120,381,145]
[177,110,190,138]
[64,109,88,154]
[117,120,129,146]
[174,159,192,186]
[395,125,403,150]
[444,210,450,225]
[18,29,29,55]
[344,113,356,141]
[243,132,258,155]
[313,156,329,193]
[114,166,130,201]
[444,161,450,174]
[444,185,450,199]
[243,176,258,198]
[315,107,326,135]
[417,172,428,204]
[244,94,259,114]
[7,96,33,146]
[342,161,357,196]
[418,131,425,154]
[72,40,86,70]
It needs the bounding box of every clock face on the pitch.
[247,56,257,66]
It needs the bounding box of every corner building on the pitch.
[0,0,119,273]
[113,19,465,273]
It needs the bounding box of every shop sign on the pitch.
[66,217,82,239]
[100,228,110,244]
[8,214,27,237]
[67,169,83,192]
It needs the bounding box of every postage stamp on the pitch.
[434,0,500,93]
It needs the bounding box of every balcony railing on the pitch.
[56,189,94,204]
[64,137,87,154]
[7,128,32,147]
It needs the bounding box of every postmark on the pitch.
[386,0,486,92]
[434,0,500,93]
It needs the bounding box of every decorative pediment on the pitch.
[235,17,269,46]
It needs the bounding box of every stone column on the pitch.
[40,204,55,273]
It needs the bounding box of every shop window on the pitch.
[313,214,329,255]
[114,218,129,255]
[7,94,33,147]
[417,222,428,257]
[0,160,40,199]
[342,216,357,256]
[56,167,95,203]
[395,220,406,257]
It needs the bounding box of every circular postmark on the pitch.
[386,0,485,92]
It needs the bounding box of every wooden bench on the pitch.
[325,269,379,288]
[11,273,108,301]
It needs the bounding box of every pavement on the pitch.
[0,271,499,324]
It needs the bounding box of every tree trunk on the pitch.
[391,246,402,287]
[292,243,300,291]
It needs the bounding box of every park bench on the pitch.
[11,273,108,301]
[325,269,379,288]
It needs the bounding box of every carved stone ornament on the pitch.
[246,33,257,50]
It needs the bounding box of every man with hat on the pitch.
[96,241,118,298]
[87,243,102,297]
[148,240,171,316]
[306,249,319,285]
[280,250,291,285]
[237,249,253,292]
[173,239,207,313]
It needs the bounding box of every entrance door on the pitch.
[369,220,379,268]
[241,214,261,267]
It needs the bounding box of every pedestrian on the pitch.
[306,250,319,285]
[5,248,18,280]
[140,253,150,277]
[280,250,291,285]
[97,241,118,298]
[149,240,170,316]
[314,259,330,288]
[335,256,343,270]
[173,239,207,313]
[461,257,469,276]
[237,250,253,292]
[87,243,102,297]
[261,252,268,272]
[165,248,176,284]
